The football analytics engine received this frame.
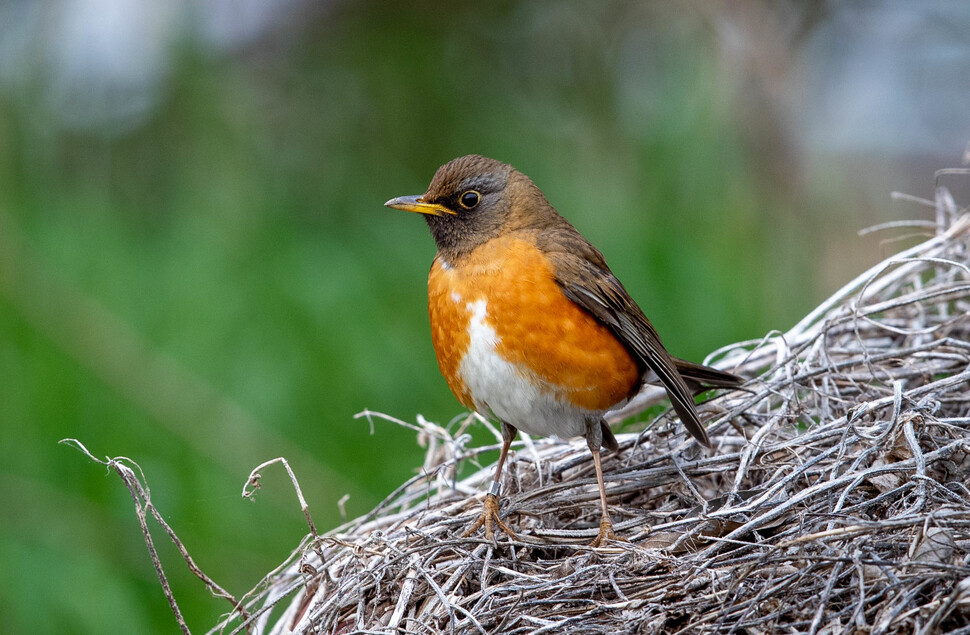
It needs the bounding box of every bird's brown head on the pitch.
[385,155,561,261]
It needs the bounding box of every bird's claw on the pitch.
[589,516,619,547]
[463,493,517,541]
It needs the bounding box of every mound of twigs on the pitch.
[218,188,970,634]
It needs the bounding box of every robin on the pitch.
[385,155,742,546]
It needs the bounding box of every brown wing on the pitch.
[540,228,713,447]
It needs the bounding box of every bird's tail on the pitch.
[672,358,744,395]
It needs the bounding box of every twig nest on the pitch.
[217,206,970,634]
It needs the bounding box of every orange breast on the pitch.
[427,236,640,413]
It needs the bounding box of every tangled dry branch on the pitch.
[213,184,970,635]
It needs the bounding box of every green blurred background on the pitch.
[1,1,968,632]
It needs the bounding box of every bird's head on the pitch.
[385,155,558,260]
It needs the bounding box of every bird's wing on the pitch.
[541,230,711,446]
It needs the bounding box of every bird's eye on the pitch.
[458,190,481,209]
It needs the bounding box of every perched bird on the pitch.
[385,155,742,546]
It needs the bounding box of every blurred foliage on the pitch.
[0,1,916,632]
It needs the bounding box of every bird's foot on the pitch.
[463,493,517,541]
[589,516,619,547]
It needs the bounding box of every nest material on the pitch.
[218,193,970,634]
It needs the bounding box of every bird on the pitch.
[385,155,742,546]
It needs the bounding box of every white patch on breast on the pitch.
[458,299,593,439]
[450,291,462,304]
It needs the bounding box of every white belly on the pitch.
[458,299,594,439]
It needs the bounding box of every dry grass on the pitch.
[208,186,970,634]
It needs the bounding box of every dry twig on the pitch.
[60,439,252,634]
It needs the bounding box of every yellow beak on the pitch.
[384,195,456,217]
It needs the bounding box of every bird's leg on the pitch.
[588,446,616,546]
[463,421,518,541]
[586,418,617,547]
